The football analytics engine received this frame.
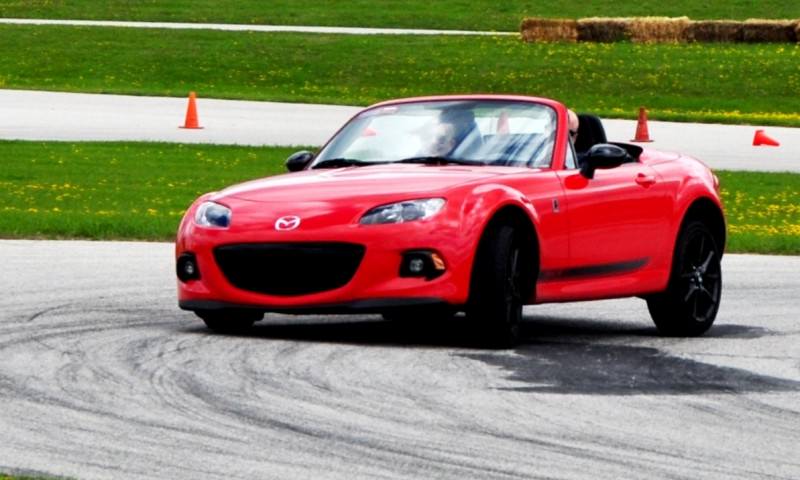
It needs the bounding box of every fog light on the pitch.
[177,253,200,282]
[408,258,425,274]
[184,262,196,276]
[400,250,446,280]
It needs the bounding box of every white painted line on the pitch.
[0,18,517,36]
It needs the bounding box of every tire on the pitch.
[647,220,722,336]
[467,224,529,348]
[196,309,262,334]
[381,305,457,323]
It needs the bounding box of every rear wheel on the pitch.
[196,309,262,334]
[647,221,722,336]
[467,224,530,348]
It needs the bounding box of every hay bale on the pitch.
[520,17,578,42]
[577,17,631,42]
[683,20,743,42]
[628,16,691,43]
[519,16,799,44]
[741,19,797,43]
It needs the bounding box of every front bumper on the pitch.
[179,297,450,315]
[176,219,475,312]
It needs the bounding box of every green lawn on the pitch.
[1,141,797,254]
[1,25,799,127]
[717,171,800,254]
[1,0,799,30]
[0,141,298,240]
[0,474,64,480]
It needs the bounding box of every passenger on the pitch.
[567,109,579,143]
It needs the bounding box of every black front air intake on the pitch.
[214,243,365,296]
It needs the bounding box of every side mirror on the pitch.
[579,143,630,179]
[285,150,315,172]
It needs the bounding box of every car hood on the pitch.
[214,164,519,204]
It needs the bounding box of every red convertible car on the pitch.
[176,95,725,346]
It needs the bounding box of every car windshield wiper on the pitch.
[312,158,385,169]
[394,156,485,166]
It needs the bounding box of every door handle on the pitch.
[635,173,657,187]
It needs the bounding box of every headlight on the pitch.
[194,201,231,228]
[360,198,445,225]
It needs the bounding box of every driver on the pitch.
[425,123,457,156]
[422,109,479,157]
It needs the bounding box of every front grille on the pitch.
[214,243,365,296]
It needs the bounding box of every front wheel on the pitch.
[647,221,722,336]
[196,309,262,334]
[467,224,529,348]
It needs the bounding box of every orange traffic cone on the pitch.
[753,129,779,147]
[180,92,203,129]
[631,107,653,142]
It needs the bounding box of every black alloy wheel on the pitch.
[647,220,722,336]
[468,224,528,347]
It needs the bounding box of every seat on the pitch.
[574,114,607,154]
[479,133,543,165]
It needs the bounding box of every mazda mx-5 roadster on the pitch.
[176,95,725,346]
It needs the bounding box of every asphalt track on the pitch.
[2,89,799,172]
[1,239,798,479]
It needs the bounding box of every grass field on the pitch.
[0,475,59,480]
[1,25,799,127]
[717,171,800,254]
[0,141,297,240]
[1,141,797,254]
[1,0,799,30]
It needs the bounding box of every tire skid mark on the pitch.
[1,243,800,479]
[179,386,500,478]
[167,346,528,478]
[1,314,242,445]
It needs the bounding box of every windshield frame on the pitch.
[309,96,564,170]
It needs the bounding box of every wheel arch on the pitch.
[648,198,724,337]
[468,203,540,304]
[678,196,726,258]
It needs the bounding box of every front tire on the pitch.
[647,220,722,336]
[467,224,529,348]
[196,309,262,334]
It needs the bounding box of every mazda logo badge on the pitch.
[275,215,301,231]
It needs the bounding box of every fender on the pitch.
[176,192,216,255]
[459,183,541,245]
[454,183,542,303]
[659,156,725,266]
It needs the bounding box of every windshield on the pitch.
[312,100,557,168]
